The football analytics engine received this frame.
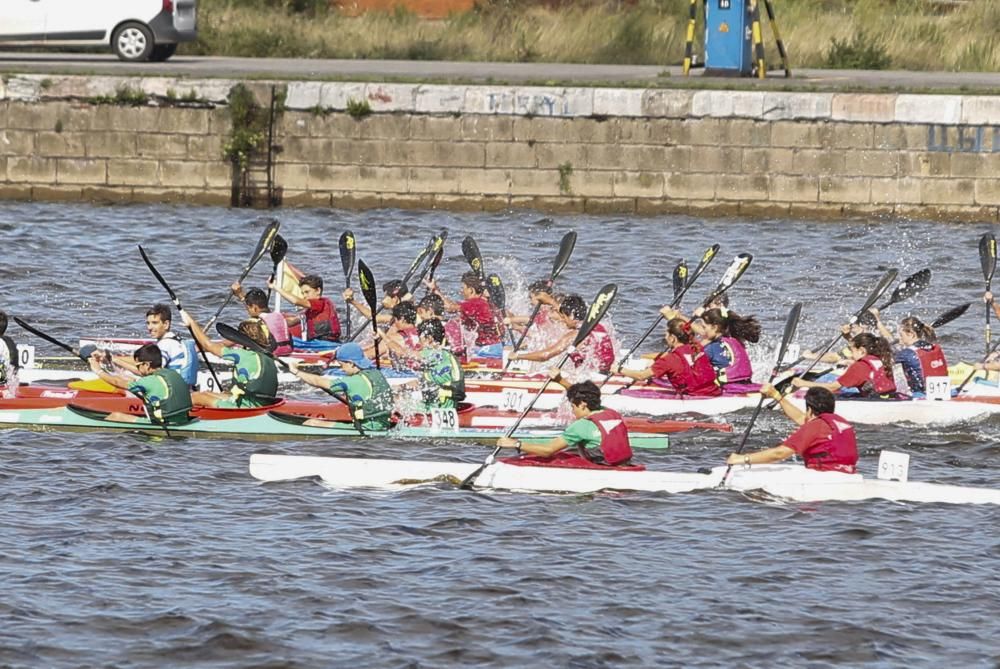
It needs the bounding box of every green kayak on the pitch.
[0,405,670,449]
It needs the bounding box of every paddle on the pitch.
[265,233,288,303]
[955,337,1000,395]
[339,230,356,341]
[770,269,898,403]
[719,301,802,487]
[857,268,932,328]
[409,231,448,297]
[672,260,688,300]
[601,244,725,389]
[462,235,485,279]
[504,231,577,370]
[205,218,281,329]
[13,317,87,361]
[701,252,753,309]
[932,303,970,329]
[981,233,997,357]
[358,259,381,370]
[486,273,516,347]
[215,323,364,435]
[348,234,438,341]
[459,283,619,490]
[138,245,223,391]
[130,388,173,438]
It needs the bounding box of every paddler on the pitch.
[0,309,21,392]
[231,283,293,356]
[288,342,395,430]
[503,279,564,346]
[268,273,341,342]
[791,333,896,398]
[110,304,198,389]
[87,343,193,425]
[495,379,633,466]
[415,319,465,409]
[373,301,421,368]
[425,271,503,357]
[180,310,279,408]
[869,310,948,395]
[697,307,761,385]
[727,385,858,473]
[342,279,409,325]
[611,313,721,396]
[508,295,615,376]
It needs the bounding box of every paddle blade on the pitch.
[690,244,720,287]
[883,268,931,308]
[672,260,688,299]
[358,259,379,320]
[486,273,506,311]
[932,303,971,329]
[270,234,288,266]
[401,237,435,287]
[854,269,898,321]
[771,302,803,378]
[981,233,997,285]
[13,317,80,358]
[217,323,285,367]
[704,253,752,306]
[245,218,281,276]
[462,235,485,278]
[339,230,356,282]
[550,231,577,282]
[575,284,619,347]
[138,245,179,305]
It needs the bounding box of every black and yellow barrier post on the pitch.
[761,0,791,77]
[749,0,766,79]
[682,0,699,75]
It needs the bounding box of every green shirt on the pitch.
[419,346,464,409]
[327,368,394,430]
[128,368,193,425]
[561,416,602,450]
[221,346,278,406]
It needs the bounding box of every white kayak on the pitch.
[248,455,1000,505]
[785,394,1000,426]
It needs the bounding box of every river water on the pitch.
[1,202,998,667]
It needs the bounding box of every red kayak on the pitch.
[0,384,125,409]
[48,397,730,433]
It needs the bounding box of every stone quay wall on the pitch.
[1,74,999,221]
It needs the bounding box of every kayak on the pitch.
[0,388,731,433]
[0,405,671,449]
[247,455,1000,505]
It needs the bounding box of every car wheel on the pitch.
[112,22,154,61]
[150,43,177,62]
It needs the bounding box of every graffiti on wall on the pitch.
[927,125,1000,153]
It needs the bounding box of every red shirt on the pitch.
[570,323,615,374]
[784,413,858,473]
[460,296,501,346]
[837,356,895,395]
[651,345,721,396]
[304,297,341,341]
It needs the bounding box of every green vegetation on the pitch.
[222,83,285,169]
[558,162,573,195]
[88,84,150,106]
[183,0,1000,71]
[346,97,372,119]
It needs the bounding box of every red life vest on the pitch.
[259,311,292,356]
[583,408,633,466]
[304,297,341,342]
[570,323,615,374]
[915,343,948,378]
[677,344,722,396]
[858,354,897,395]
[804,413,858,473]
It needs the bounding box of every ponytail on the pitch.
[900,316,936,343]
[853,333,893,372]
[701,308,761,344]
[666,317,697,347]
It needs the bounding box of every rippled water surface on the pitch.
[2,202,999,667]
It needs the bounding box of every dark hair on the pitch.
[392,301,417,325]
[146,304,171,323]
[299,275,323,292]
[704,292,730,309]
[702,308,761,343]
[239,319,272,350]
[418,293,445,317]
[243,288,269,310]
[666,317,695,345]
[529,279,553,294]
[804,387,836,415]
[559,294,587,322]
[900,316,936,343]
[383,279,409,299]
[852,333,893,372]
[417,318,445,344]
[133,343,163,369]
[0,310,7,336]
[461,271,485,294]
[566,381,602,411]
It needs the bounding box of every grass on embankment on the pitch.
[186,0,1000,72]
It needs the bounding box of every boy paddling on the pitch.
[269,274,341,342]
[111,304,198,389]
[88,344,193,425]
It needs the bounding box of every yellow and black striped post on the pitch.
[761,0,791,77]
[682,0,698,76]
[748,0,766,78]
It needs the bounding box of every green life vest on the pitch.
[226,348,279,407]
[353,368,394,428]
[134,368,193,423]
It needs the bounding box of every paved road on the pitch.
[2,52,1000,90]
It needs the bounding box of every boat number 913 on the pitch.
[428,408,459,432]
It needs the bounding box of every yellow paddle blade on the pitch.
[69,379,120,394]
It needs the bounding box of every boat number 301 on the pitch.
[501,388,528,412]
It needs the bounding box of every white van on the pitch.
[0,0,197,62]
